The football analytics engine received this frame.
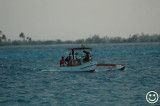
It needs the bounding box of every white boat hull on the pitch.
[115,65,125,70]
[60,60,97,72]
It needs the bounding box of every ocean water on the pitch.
[0,43,160,105]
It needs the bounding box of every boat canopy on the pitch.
[68,47,92,50]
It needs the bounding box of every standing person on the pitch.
[65,53,71,65]
[83,50,90,62]
[72,49,75,59]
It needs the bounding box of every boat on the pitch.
[60,47,97,72]
[60,46,125,72]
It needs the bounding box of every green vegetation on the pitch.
[0,30,160,46]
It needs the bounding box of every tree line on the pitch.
[0,31,160,46]
[0,31,32,46]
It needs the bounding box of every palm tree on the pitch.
[0,31,2,44]
[19,32,25,41]
[0,30,2,35]
[26,37,29,41]
[0,36,2,45]
[26,37,32,42]
[0,31,7,43]
[29,38,32,41]
[2,34,7,42]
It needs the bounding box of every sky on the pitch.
[0,0,160,41]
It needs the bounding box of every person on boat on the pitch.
[75,52,81,64]
[83,50,90,62]
[72,49,75,59]
[65,53,71,65]
[76,57,81,64]
[60,57,65,66]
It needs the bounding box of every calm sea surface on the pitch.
[0,43,160,105]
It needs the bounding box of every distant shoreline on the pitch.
[0,33,160,46]
[0,41,160,47]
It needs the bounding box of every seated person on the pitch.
[76,58,81,64]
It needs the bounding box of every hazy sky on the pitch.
[0,0,160,41]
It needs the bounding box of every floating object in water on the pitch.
[96,64,125,71]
